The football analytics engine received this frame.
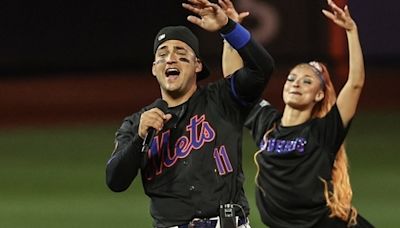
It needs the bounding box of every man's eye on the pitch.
[303,79,312,84]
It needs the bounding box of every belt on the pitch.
[168,216,247,228]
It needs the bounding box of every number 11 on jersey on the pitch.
[213,145,233,175]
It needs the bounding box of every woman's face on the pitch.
[282,65,325,110]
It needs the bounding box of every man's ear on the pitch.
[152,61,157,77]
[195,58,203,74]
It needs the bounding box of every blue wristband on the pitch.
[221,23,251,50]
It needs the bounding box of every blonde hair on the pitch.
[254,62,357,226]
[254,124,276,197]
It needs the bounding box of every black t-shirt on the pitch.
[245,100,350,228]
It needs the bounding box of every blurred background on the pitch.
[1,0,399,227]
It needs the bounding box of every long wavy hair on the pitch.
[254,62,358,226]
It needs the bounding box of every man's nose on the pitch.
[166,53,178,63]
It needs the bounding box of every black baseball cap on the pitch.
[153,26,210,81]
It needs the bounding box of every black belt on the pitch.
[176,216,247,228]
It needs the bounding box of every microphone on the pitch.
[141,99,168,154]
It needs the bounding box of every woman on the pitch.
[222,0,374,227]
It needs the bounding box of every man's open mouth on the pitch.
[165,68,180,77]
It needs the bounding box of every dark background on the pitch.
[1,0,398,78]
[1,0,399,126]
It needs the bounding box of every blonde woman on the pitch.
[222,0,374,227]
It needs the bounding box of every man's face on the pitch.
[152,40,202,98]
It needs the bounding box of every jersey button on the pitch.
[189,185,195,191]
[196,210,203,215]
[183,161,188,166]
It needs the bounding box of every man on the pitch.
[106,0,274,227]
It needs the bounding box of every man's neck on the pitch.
[161,85,197,107]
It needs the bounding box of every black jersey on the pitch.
[245,100,350,228]
[115,81,252,227]
[106,35,274,227]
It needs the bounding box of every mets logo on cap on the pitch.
[158,33,166,42]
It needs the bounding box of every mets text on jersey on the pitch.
[144,114,233,180]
